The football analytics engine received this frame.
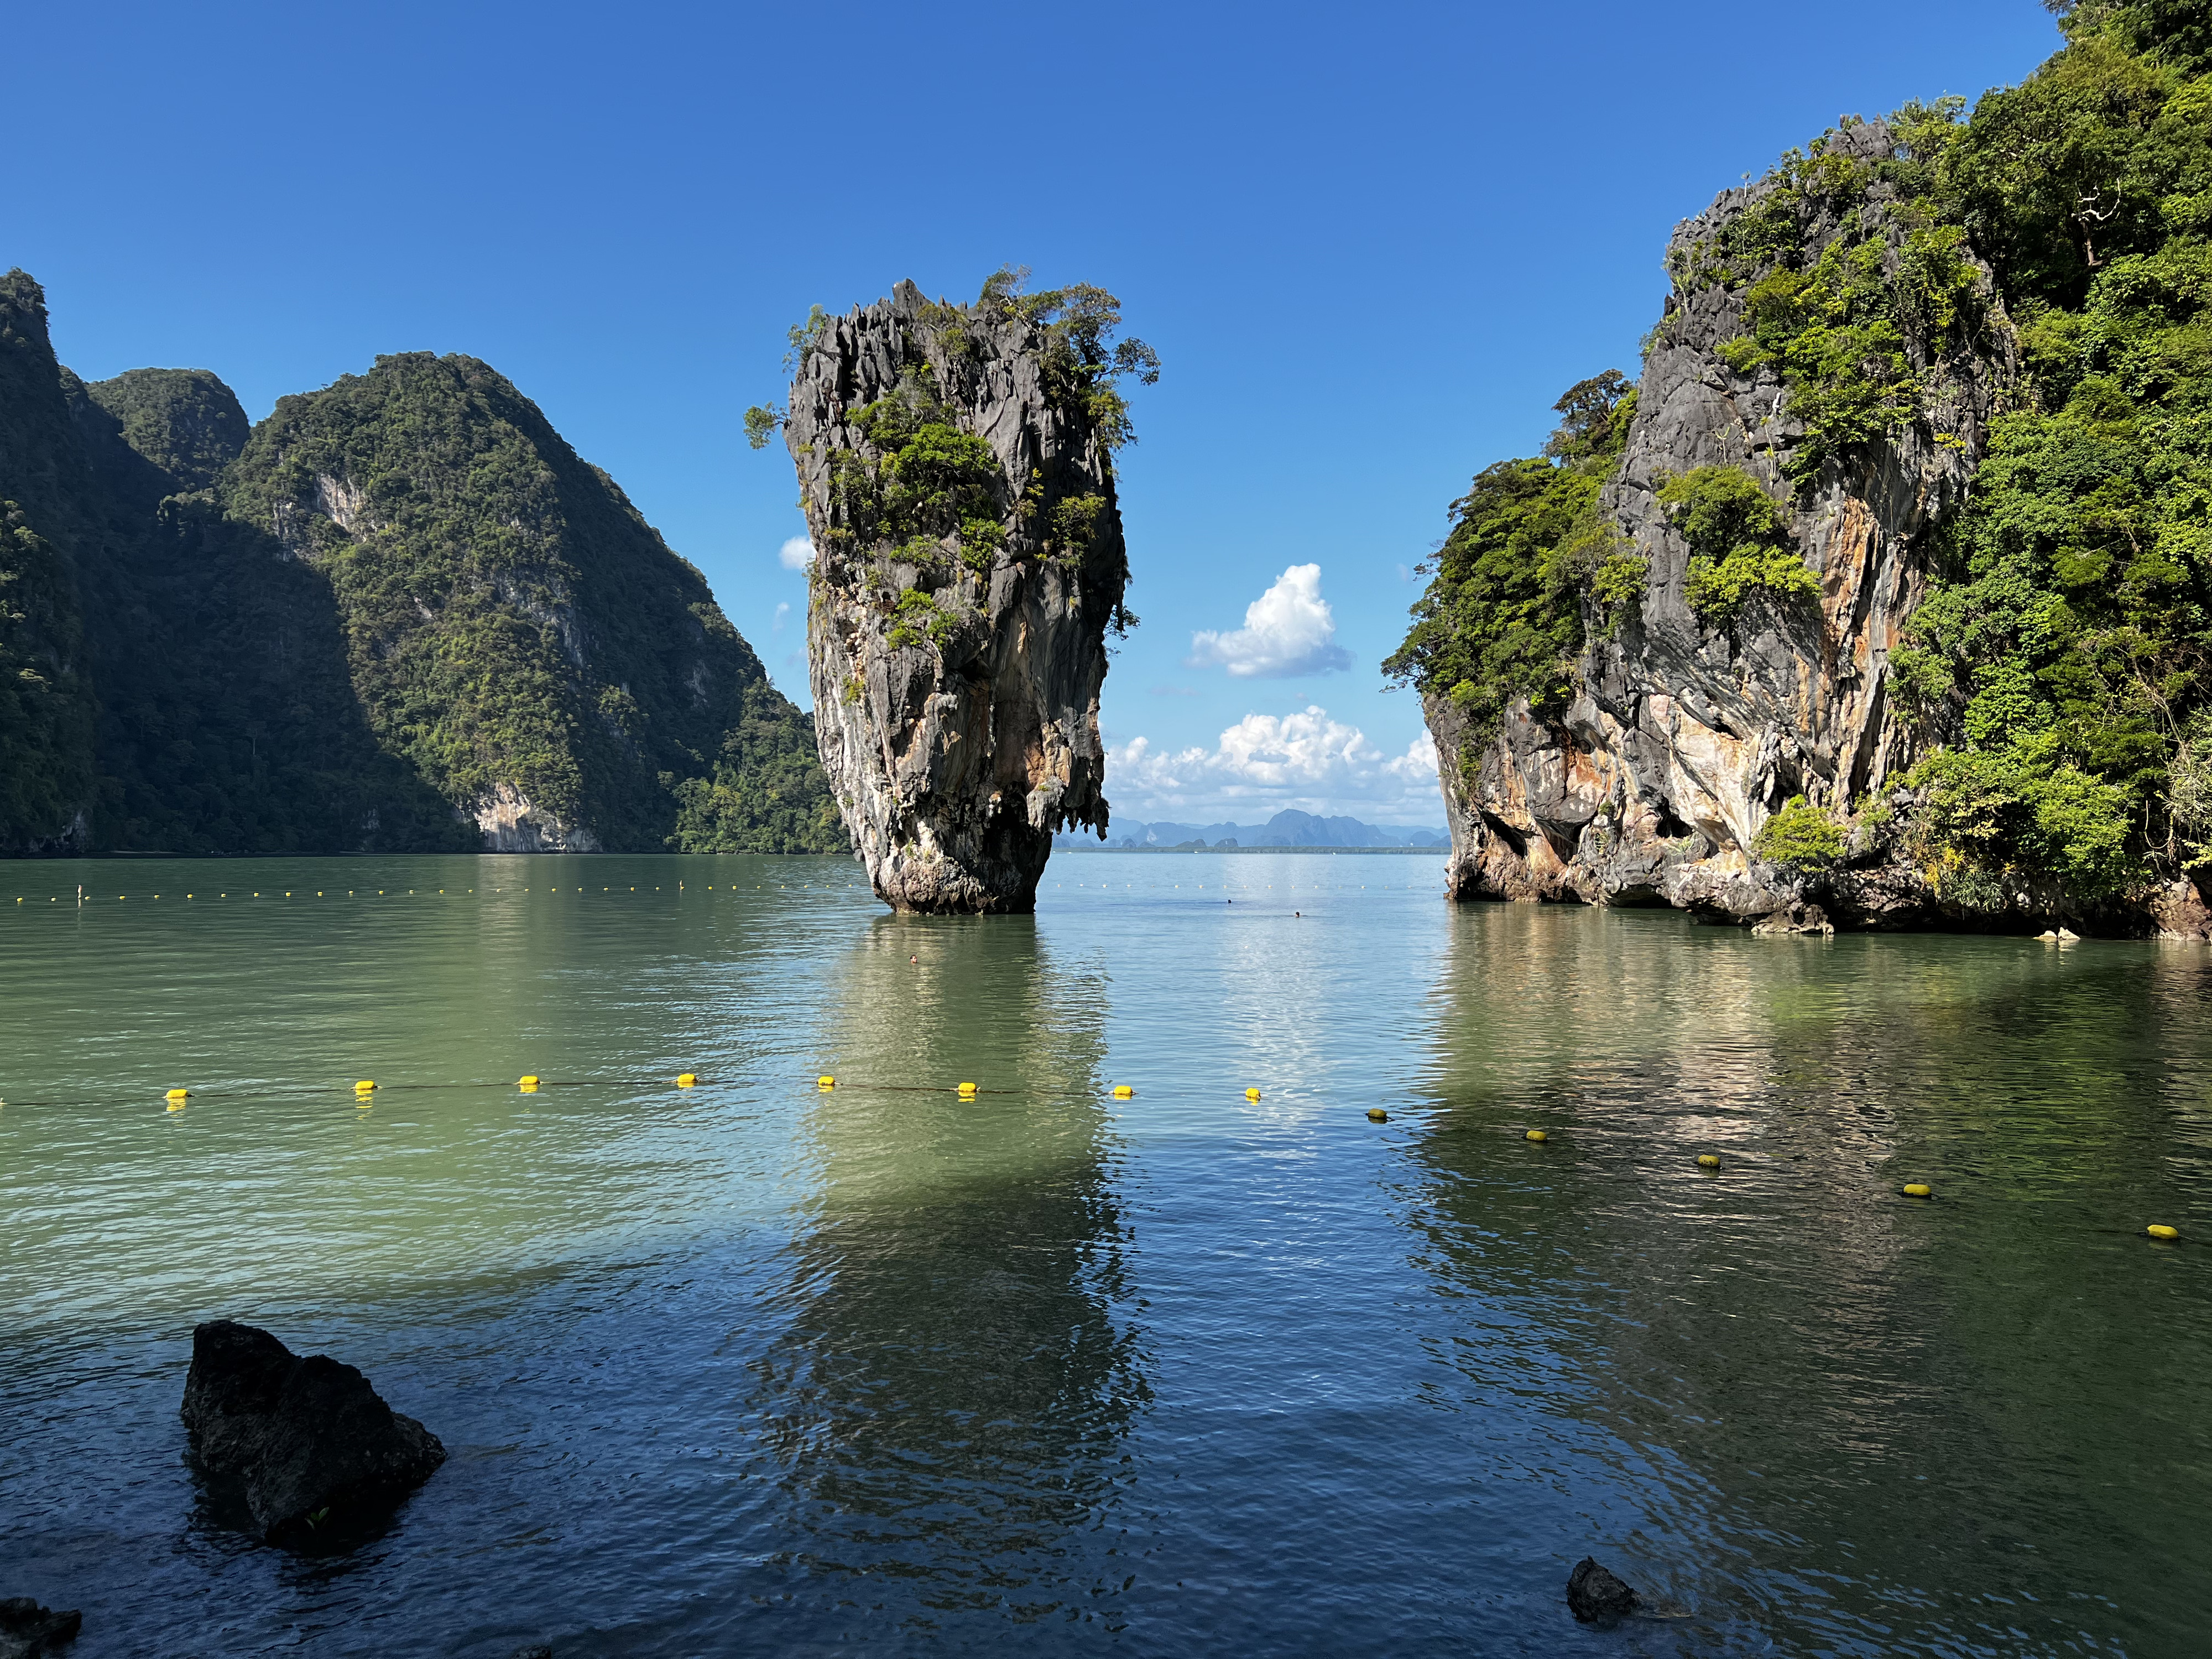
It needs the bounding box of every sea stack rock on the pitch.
[782,279,1139,912]
[180,1320,446,1545]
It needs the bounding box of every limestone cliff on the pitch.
[782,280,1137,912]
[1430,123,2020,931]
[1422,108,2211,940]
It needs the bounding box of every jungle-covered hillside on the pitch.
[0,274,838,855]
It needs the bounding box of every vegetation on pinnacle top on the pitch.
[972,265,1161,457]
[752,268,1156,643]
[747,268,1157,461]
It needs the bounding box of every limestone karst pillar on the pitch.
[782,280,1133,914]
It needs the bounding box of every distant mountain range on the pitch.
[1055,809,1447,851]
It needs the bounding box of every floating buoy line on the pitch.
[1,1073,2194,1242]
[8,874,1434,909]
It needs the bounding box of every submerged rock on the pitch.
[180,1320,446,1545]
[782,279,1139,912]
[0,1599,81,1658]
[1566,1556,1640,1623]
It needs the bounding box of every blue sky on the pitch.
[12,1,2062,825]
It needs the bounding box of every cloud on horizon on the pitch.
[778,535,815,571]
[1187,564,1354,679]
[1108,705,1438,820]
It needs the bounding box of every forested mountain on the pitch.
[0,273,838,855]
[1390,0,2212,936]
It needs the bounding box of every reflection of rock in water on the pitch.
[1400,905,2212,1653]
[750,918,1147,1604]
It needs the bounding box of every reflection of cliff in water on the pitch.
[750,917,1149,1611]
[1399,902,2212,1651]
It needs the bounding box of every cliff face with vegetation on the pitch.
[1392,0,2212,937]
[0,275,836,855]
[771,273,1152,912]
[222,353,836,852]
[0,275,100,851]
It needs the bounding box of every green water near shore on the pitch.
[2,852,2207,1656]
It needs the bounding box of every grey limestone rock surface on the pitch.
[784,281,1129,912]
[1433,122,2031,933]
[181,1319,446,1546]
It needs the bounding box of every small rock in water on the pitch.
[0,1598,82,1658]
[1566,1556,1639,1623]
[180,1320,446,1546]
[1751,901,1834,937]
[513,1647,554,1658]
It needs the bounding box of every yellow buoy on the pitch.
[1903,1183,1932,1198]
[2148,1223,2180,1240]
[958,1081,978,1097]
[354,1079,377,1094]
[1112,1084,1134,1098]
[1367,1108,1388,1122]
[1697,1154,1721,1170]
[165,1088,190,1102]
[1526,1129,1547,1142]
[676,1073,697,1087]
[817,1075,835,1089]
[1245,1087,1261,1101]
[518,1074,540,1089]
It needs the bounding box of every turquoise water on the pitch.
[2,852,2207,1656]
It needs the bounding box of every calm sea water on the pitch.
[2,852,2206,1657]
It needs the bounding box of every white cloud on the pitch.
[1187,563,1354,679]
[779,535,815,571]
[1108,706,1439,819]
[772,601,791,633]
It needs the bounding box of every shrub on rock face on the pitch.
[1754,796,1847,872]
[1656,466,1817,627]
[180,1320,446,1546]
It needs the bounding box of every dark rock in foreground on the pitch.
[1566,1556,1639,1623]
[0,1598,81,1658]
[181,1320,446,1545]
